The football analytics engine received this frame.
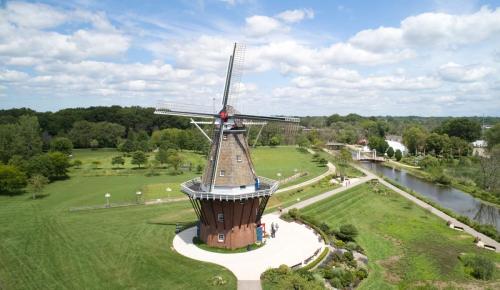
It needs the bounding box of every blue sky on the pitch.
[1,0,500,116]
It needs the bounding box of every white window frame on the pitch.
[220,170,225,177]
[218,234,225,242]
[236,155,242,162]
[217,213,224,222]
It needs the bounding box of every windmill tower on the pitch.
[155,43,299,249]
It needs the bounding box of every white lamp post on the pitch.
[136,191,142,204]
[105,193,111,208]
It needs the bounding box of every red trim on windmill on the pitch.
[219,110,229,122]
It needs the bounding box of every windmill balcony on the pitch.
[181,176,279,201]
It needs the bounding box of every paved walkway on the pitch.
[338,153,500,252]
[173,213,324,287]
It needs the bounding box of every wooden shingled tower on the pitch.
[155,43,299,249]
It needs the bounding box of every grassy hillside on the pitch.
[301,183,500,289]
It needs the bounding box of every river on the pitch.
[358,161,500,231]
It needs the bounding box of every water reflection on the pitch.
[359,161,500,231]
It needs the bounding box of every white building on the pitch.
[386,140,407,154]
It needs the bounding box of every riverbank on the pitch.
[383,159,500,207]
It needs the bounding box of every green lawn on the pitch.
[0,146,327,289]
[251,146,327,186]
[0,196,236,289]
[300,183,500,289]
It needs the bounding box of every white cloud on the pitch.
[245,15,286,36]
[276,9,314,23]
[439,62,494,82]
[3,2,68,29]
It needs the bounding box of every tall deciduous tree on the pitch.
[485,123,500,149]
[437,118,481,142]
[131,151,147,168]
[111,156,125,168]
[0,165,27,195]
[50,137,73,154]
[403,126,428,155]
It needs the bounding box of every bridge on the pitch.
[355,149,385,162]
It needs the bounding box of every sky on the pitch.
[0,0,500,116]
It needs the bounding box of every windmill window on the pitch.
[217,213,224,222]
[236,155,242,162]
[220,170,225,177]
[218,234,225,242]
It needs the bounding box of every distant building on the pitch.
[357,138,368,146]
[386,139,407,154]
[472,140,488,148]
[326,142,345,150]
[386,135,403,143]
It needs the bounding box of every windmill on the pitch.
[155,43,299,249]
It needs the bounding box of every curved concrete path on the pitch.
[173,213,324,288]
[323,148,500,252]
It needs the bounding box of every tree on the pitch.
[111,156,125,168]
[28,174,49,199]
[438,118,481,142]
[47,152,70,177]
[155,147,169,166]
[296,134,310,148]
[395,149,403,161]
[337,224,358,241]
[131,151,147,168]
[0,165,27,195]
[403,126,427,155]
[90,139,99,150]
[269,136,280,147]
[449,136,472,157]
[485,123,500,149]
[16,115,43,158]
[50,137,73,154]
[337,148,352,165]
[477,145,500,192]
[27,154,54,178]
[387,147,394,158]
[166,149,184,172]
[368,136,389,155]
[425,133,450,156]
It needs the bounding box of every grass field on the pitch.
[300,183,500,289]
[0,146,327,289]
[0,197,236,289]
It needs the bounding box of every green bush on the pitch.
[337,224,359,241]
[355,268,368,279]
[460,254,495,280]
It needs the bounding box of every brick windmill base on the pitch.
[184,178,276,249]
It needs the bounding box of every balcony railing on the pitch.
[181,176,279,201]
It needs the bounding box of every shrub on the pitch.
[460,254,495,280]
[319,222,331,234]
[333,239,345,248]
[355,268,368,279]
[337,224,359,241]
[344,251,354,261]
[288,208,301,220]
